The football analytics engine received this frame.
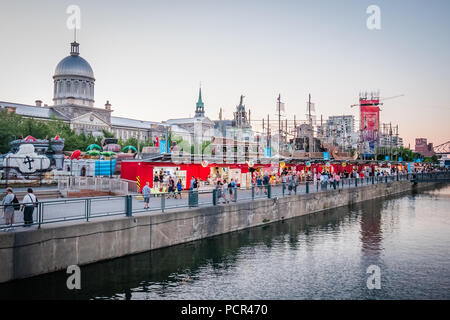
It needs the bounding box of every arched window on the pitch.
[74,81,79,96]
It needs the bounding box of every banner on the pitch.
[276,102,285,112]
[360,105,380,144]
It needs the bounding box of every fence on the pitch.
[57,176,130,195]
[1,171,449,230]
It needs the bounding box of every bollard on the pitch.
[372,176,374,184]
[355,178,358,187]
[125,195,133,217]
[85,199,91,222]
[282,182,285,196]
[333,180,336,190]
[161,194,165,212]
[267,185,272,198]
[252,186,255,200]
[233,187,237,202]
[188,190,198,207]
[37,202,42,229]
[213,189,217,205]
[306,182,309,194]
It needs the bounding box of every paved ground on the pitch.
[1,176,404,231]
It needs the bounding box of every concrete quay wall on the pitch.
[0,180,440,283]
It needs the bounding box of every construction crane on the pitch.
[350,94,404,108]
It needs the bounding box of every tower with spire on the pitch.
[195,86,205,117]
[233,95,251,128]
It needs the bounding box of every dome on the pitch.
[52,42,96,107]
[54,55,95,79]
[54,42,95,79]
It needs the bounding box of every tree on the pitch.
[0,110,22,154]
[102,129,115,138]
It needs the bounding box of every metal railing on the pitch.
[1,171,449,231]
[57,176,130,195]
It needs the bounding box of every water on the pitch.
[1,185,449,300]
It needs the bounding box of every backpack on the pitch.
[12,195,20,210]
[193,180,198,189]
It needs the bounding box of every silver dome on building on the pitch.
[54,55,95,79]
[53,41,95,107]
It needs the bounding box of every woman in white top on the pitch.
[21,188,37,227]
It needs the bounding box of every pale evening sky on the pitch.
[0,0,449,148]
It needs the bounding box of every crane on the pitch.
[350,94,404,108]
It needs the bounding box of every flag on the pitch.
[276,94,284,112]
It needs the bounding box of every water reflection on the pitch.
[0,184,448,300]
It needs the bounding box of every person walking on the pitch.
[228,179,236,201]
[263,173,270,194]
[190,176,195,190]
[256,175,263,195]
[282,173,287,195]
[2,188,17,231]
[193,178,198,191]
[159,170,164,188]
[142,182,151,209]
[288,173,296,195]
[21,188,37,227]
[167,176,175,199]
[176,179,183,199]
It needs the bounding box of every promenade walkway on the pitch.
[1,172,448,232]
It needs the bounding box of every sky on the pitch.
[0,0,449,148]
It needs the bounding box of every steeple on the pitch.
[195,86,205,117]
[233,94,251,128]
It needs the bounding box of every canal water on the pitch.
[1,184,449,300]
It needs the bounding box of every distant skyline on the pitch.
[0,0,449,148]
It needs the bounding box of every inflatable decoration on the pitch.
[122,145,137,153]
[86,144,102,151]
[24,135,37,142]
[71,150,81,159]
[3,144,50,174]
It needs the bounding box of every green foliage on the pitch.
[102,129,115,138]
[0,110,22,154]
[376,146,420,162]
[423,155,438,163]
[0,111,104,154]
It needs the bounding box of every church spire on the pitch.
[195,85,205,117]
